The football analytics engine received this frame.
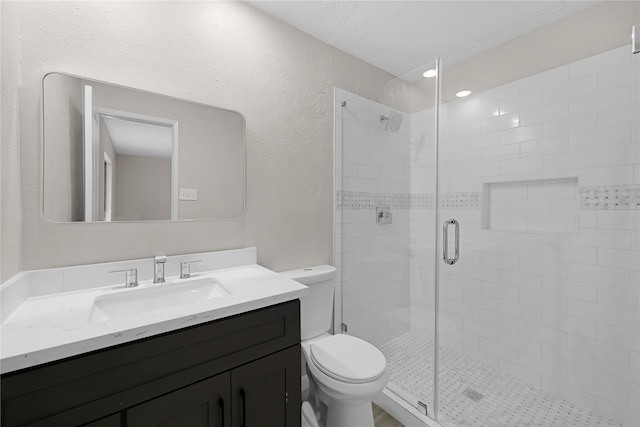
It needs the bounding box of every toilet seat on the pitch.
[309,334,386,384]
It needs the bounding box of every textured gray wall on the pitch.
[14,1,394,273]
[1,1,23,282]
[113,154,171,221]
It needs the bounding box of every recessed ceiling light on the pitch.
[422,69,437,78]
[456,90,471,98]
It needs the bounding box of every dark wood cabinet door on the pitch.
[82,413,121,427]
[127,373,230,427]
[231,346,301,427]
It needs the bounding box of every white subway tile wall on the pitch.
[335,45,639,427]
[418,45,640,426]
[335,88,414,348]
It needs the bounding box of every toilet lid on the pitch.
[310,334,386,384]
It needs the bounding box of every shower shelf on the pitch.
[481,177,579,234]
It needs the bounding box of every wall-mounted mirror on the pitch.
[42,73,245,222]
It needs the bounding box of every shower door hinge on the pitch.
[417,401,428,417]
[341,323,348,333]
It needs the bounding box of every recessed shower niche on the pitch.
[481,177,579,234]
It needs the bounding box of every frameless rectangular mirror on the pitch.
[42,72,245,222]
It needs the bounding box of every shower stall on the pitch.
[334,38,639,427]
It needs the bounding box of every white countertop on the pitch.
[1,262,308,374]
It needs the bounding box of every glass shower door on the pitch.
[436,37,640,427]
[336,10,639,427]
[334,59,441,421]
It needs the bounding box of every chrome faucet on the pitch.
[153,252,167,283]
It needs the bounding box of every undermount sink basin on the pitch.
[88,278,231,323]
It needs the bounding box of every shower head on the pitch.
[380,110,404,133]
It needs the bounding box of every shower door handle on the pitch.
[443,218,460,265]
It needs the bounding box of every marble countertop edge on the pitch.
[1,263,308,374]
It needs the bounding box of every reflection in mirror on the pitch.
[42,73,245,222]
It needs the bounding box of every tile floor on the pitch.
[379,332,624,427]
[374,403,404,427]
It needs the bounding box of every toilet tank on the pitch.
[279,265,336,340]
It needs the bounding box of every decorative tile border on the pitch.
[410,193,435,209]
[580,185,640,210]
[336,191,411,210]
[441,192,481,210]
[338,185,640,211]
[336,191,480,210]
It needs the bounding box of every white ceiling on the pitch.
[103,117,173,159]
[244,0,600,79]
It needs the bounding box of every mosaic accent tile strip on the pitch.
[411,193,436,209]
[336,191,480,210]
[336,191,411,210]
[441,192,481,210]
[580,185,640,210]
[379,331,624,427]
[338,185,640,211]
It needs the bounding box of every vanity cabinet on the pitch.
[126,347,298,427]
[127,372,230,427]
[2,300,301,427]
[83,415,122,427]
[230,346,299,427]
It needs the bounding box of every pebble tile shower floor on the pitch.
[379,332,624,427]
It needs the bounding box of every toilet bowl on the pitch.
[303,333,389,427]
[280,266,389,427]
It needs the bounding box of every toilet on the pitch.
[281,265,389,427]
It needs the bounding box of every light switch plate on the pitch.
[179,188,197,201]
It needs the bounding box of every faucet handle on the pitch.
[153,252,167,284]
[111,268,138,288]
[180,260,202,279]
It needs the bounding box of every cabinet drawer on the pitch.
[2,300,300,427]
